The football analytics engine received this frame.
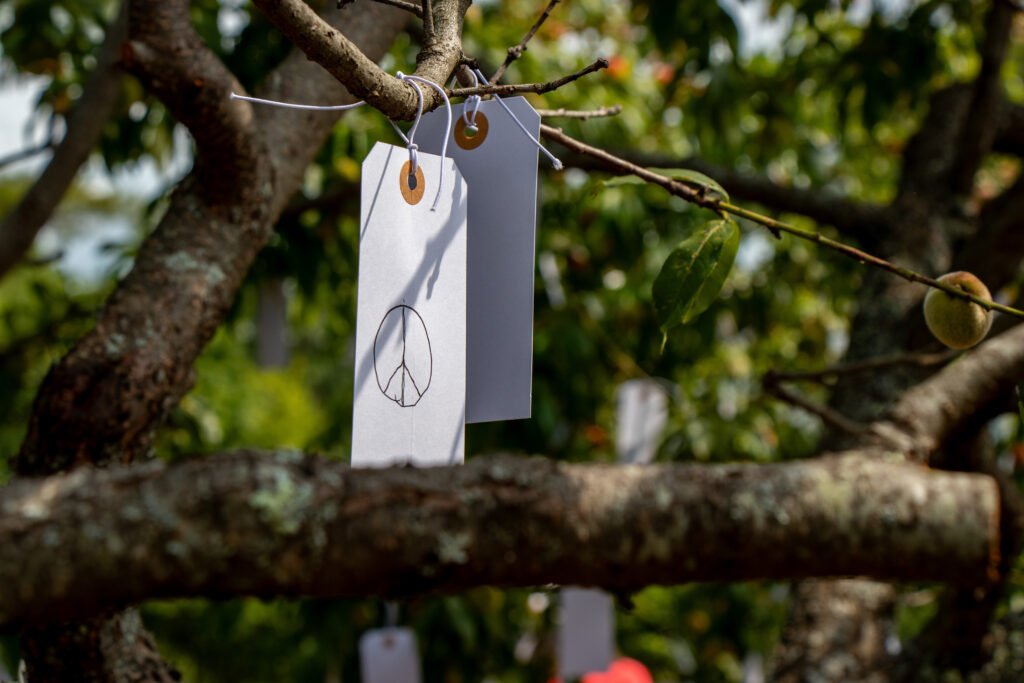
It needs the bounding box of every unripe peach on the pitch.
[923,271,993,349]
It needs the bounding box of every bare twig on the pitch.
[364,0,423,16]
[769,350,957,384]
[0,139,55,171]
[489,0,562,85]
[537,104,622,119]
[763,376,868,437]
[539,123,1024,321]
[451,58,609,98]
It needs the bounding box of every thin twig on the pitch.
[364,0,423,17]
[451,58,609,98]
[763,380,867,437]
[420,0,435,41]
[768,350,957,384]
[489,0,562,85]
[537,105,623,119]
[539,123,1024,321]
[0,140,54,171]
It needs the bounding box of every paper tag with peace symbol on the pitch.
[351,142,468,467]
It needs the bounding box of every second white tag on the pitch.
[418,97,541,424]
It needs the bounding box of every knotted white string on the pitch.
[395,71,453,211]
[471,68,562,170]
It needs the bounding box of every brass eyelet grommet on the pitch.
[400,160,426,205]
[454,112,489,150]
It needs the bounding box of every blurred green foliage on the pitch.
[1,0,1019,680]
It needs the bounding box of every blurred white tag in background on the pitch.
[351,142,468,467]
[615,379,668,464]
[558,587,615,680]
[419,97,540,424]
[359,627,422,683]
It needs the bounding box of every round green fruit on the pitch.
[923,271,993,350]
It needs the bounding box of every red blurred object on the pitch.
[548,657,653,683]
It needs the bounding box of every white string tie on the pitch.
[228,92,366,112]
[471,68,562,170]
[395,71,453,211]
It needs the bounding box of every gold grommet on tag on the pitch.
[400,160,425,205]
[454,112,489,150]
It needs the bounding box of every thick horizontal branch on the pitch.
[0,451,1001,627]
[252,0,468,119]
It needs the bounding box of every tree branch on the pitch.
[953,171,1024,292]
[451,58,609,98]
[950,0,1020,195]
[252,0,469,119]
[868,322,1024,460]
[365,0,423,17]
[762,375,868,437]
[557,147,893,240]
[489,0,562,85]
[0,451,1001,628]
[537,105,623,119]
[541,124,1024,320]
[0,139,55,171]
[0,2,127,281]
[994,100,1024,157]
[767,350,955,384]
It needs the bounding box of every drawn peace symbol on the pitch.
[373,305,432,407]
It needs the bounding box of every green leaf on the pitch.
[649,168,730,202]
[596,174,646,189]
[595,168,729,202]
[652,219,739,333]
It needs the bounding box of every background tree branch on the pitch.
[557,146,894,240]
[0,2,127,282]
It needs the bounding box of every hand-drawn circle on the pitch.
[454,112,489,150]
[373,305,432,407]
[399,161,426,205]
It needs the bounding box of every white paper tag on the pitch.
[557,587,615,680]
[351,142,468,467]
[418,97,540,424]
[615,379,668,465]
[359,627,422,683]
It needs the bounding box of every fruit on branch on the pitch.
[923,271,994,349]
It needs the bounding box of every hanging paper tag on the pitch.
[418,97,540,424]
[557,587,615,680]
[359,627,423,683]
[351,142,468,467]
[615,379,668,464]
